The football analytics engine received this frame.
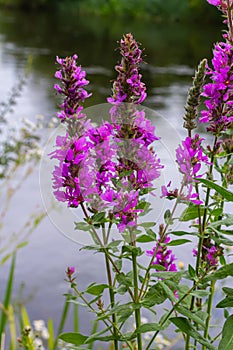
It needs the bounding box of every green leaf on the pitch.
[188,264,197,279]
[216,297,233,308]
[151,271,183,281]
[85,284,108,296]
[171,231,195,236]
[198,178,233,202]
[164,209,172,225]
[59,332,88,346]
[180,205,204,222]
[117,307,134,323]
[159,280,177,303]
[106,240,122,249]
[116,272,132,287]
[136,234,155,243]
[75,222,91,231]
[133,322,162,335]
[167,239,191,246]
[170,317,216,350]
[174,306,205,329]
[223,287,233,297]
[138,222,156,228]
[190,290,209,298]
[218,314,233,350]
[141,284,167,307]
[203,263,233,283]
[210,214,233,228]
[92,212,106,223]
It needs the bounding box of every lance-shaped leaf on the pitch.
[170,317,216,350]
[218,314,233,350]
[198,178,233,201]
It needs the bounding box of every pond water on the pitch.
[0,7,224,348]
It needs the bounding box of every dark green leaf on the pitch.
[85,284,108,296]
[170,317,216,350]
[137,234,155,243]
[59,332,88,346]
[203,263,233,283]
[223,287,233,297]
[180,205,204,222]
[188,264,196,279]
[216,297,233,308]
[167,239,191,246]
[171,231,196,236]
[218,314,233,350]
[198,178,233,202]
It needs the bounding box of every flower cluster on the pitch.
[107,33,146,105]
[200,41,233,134]
[54,54,91,125]
[146,236,177,272]
[162,134,209,204]
[51,35,163,233]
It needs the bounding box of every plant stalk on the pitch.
[104,252,118,350]
[132,249,142,350]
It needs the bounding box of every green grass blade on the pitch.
[48,318,55,350]
[20,305,31,328]
[73,303,79,333]
[0,253,16,336]
[89,320,98,350]
[53,295,71,349]
[9,304,16,350]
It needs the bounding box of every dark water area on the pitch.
[0,7,225,349]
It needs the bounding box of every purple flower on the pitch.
[176,134,209,185]
[54,54,92,125]
[146,236,177,272]
[161,134,210,204]
[206,0,221,5]
[107,33,146,105]
[200,41,233,134]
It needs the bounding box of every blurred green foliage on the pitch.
[0,0,220,22]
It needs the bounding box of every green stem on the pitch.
[72,284,134,350]
[132,249,142,350]
[80,206,135,302]
[139,184,184,299]
[104,252,118,350]
[202,281,215,350]
[146,282,199,350]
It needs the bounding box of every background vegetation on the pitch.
[0,0,220,22]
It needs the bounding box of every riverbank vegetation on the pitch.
[0,0,220,22]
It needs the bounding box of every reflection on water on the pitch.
[0,7,223,347]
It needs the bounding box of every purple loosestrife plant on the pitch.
[51,6,233,350]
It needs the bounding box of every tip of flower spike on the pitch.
[66,266,75,277]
